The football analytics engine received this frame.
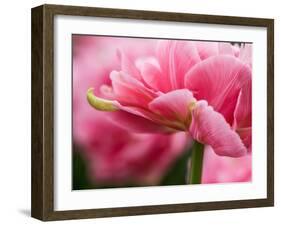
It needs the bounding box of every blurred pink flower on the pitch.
[73,36,189,185]
[88,40,252,157]
[80,118,187,185]
[202,146,252,183]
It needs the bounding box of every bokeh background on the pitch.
[72,35,252,189]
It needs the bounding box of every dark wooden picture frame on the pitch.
[31,4,274,221]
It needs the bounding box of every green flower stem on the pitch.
[189,141,205,184]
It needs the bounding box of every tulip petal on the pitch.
[87,89,170,133]
[233,80,252,129]
[116,49,142,80]
[138,60,170,92]
[202,146,252,183]
[239,44,252,66]
[237,127,252,153]
[110,70,157,108]
[87,88,118,111]
[189,101,247,157]
[196,41,219,60]
[233,80,252,151]
[185,55,251,125]
[232,44,240,57]
[218,42,235,56]
[105,110,173,133]
[149,89,196,130]
[156,40,201,90]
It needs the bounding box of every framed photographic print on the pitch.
[31,4,274,221]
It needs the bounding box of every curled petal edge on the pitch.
[189,101,247,157]
[87,88,119,112]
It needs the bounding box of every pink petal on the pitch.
[138,59,171,92]
[148,89,196,130]
[110,70,157,108]
[189,101,247,157]
[88,87,175,133]
[202,146,252,183]
[237,127,252,153]
[233,80,252,152]
[156,40,201,90]
[105,110,171,133]
[232,44,240,57]
[196,41,219,60]
[218,42,235,56]
[239,44,252,66]
[185,55,251,125]
[233,80,252,129]
[116,49,142,80]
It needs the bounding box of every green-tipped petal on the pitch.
[87,88,118,111]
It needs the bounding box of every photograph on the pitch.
[72,35,252,189]
[31,4,273,220]
[0,0,278,224]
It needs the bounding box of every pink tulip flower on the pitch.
[87,40,252,158]
[73,36,189,185]
[202,146,252,183]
